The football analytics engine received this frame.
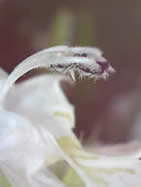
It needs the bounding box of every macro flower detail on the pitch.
[0,45,140,187]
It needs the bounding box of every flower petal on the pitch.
[74,151,141,187]
[0,68,8,92]
[0,108,64,173]
[0,68,8,80]
[5,74,75,131]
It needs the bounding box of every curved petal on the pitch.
[0,68,8,80]
[31,168,65,187]
[0,68,8,92]
[73,150,141,187]
[0,108,64,173]
[0,46,114,103]
[57,135,141,187]
[0,164,65,187]
[4,74,75,131]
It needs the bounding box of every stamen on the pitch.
[81,53,88,57]
[73,53,81,57]
[0,46,114,104]
[97,61,109,73]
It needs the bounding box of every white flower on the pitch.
[0,45,140,187]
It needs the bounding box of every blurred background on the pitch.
[1,0,141,145]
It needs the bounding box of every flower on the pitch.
[0,45,140,187]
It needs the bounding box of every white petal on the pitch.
[0,109,64,174]
[58,135,141,187]
[0,68,8,79]
[0,68,8,92]
[74,152,141,187]
[5,74,75,130]
[0,164,65,187]
[31,168,65,187]
[0,46,113,103]
[44,132,96,187]
[0,108,70,187]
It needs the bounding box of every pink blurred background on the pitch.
[1,0,141,144]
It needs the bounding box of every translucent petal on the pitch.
[0,46,114,103]
[0,108,64,173]
[74,151,141,187]
[0,164,64,187]
[31,168,65,187]
[57,136,141,187]
[4,74,75,131]
[0,68,8,79]
[0,68,8,92]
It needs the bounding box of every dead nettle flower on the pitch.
[0,46,140,187]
